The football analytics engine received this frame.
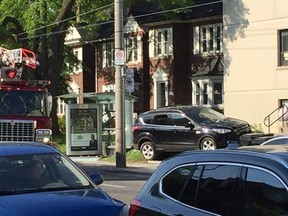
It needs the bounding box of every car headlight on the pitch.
[212,128,231,134]
[36,129,52,143]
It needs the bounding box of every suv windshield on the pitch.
[184,107,226,124]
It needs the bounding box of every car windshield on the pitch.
[184,107,226,124]
[0,153,93,195]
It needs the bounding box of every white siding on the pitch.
[223,0,288,133]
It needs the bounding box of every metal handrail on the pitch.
[264,104,288,133]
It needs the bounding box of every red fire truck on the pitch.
[0,47,52,143]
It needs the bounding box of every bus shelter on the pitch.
[57,92,138,156]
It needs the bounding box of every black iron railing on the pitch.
[264,104,288,133]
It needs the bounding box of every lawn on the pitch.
[52,133,146,162]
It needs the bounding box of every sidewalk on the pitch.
[70,156,160,174]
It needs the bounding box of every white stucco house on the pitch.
[223,0,288,134]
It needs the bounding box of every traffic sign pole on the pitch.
[114,0,126,168]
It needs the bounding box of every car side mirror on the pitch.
[185,122,195,130]
[89,172,104,185]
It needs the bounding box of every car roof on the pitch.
[260,135,288,145]
[141,105,206,115]
[164,148,288,170]
[0,142,58,157]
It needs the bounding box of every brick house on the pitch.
[62,0,223,116]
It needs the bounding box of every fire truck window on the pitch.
[0,91,9,116]
[11,92,46,117]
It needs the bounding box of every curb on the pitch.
[70,156,160,174]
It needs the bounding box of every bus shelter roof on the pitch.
[56,92,138,103]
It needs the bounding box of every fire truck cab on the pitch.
[0,47,52,143]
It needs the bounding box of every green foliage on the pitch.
[100,149,146,163]
[57,116,66,134]
[251,123,263,133]
[52,132,66,145]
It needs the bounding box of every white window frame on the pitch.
[57,98,66,116]
[149,28,173,57]
[102,42,115,68]
[102,84,115,92]
[191,78,223,107]
[200,24,222,54]
[152,68,169,109]
[125,36,139,63]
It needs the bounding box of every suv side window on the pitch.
[244,167,288,216]
[141,115,152,124]
[171,113,190,126]
[195,164,241,215]
[162,164,241,216]
[151,114,169,125]
[161,165,195,200]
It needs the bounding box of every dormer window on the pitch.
[102,42,114,68]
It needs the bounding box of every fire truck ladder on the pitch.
[0,47,37,69]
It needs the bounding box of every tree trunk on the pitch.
[47,0,76,135]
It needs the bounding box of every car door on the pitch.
[169,113,199,151]
[149,114,176,151]
[242,166,288,216]
[166,163,243,216]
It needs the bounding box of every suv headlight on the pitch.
[212,128,231,134]
[36,129,52,143]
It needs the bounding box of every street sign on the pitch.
[115,50,125,66]
[125,68,134,92]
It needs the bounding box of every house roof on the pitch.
[88,0,223,41]
[193,56,224,76]
[129,0,222,25]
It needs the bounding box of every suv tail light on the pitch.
[129,199,141,216]
[132,125,140,132]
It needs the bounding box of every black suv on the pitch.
[132,105,251,160]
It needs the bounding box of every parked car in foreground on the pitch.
[259,135,288,146]
[132,105,251,160]
[129,148,288,216]
[0,142,128,216]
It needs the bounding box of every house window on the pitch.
[196,83,200,105]
[74,50,80,72]
[213,82,223,105]
[155,29,169,56]
[280,30,288,66]
[102,42,114,67]
[57,98,66,116]
[126,36,138,62]
[192,79,223,107]
[200,24,222,54]
[203,83,208,105]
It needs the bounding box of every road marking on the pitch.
[102,183,126,188]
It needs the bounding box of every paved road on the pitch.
[71,157,160,204]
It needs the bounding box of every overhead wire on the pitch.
[17,2,114,37]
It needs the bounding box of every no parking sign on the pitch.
[125,68,134,92]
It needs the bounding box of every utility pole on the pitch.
[114,0,126,167]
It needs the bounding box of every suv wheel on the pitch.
[200,137,217,150]
[140,141,157,160]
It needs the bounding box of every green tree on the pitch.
[0,0,112,135]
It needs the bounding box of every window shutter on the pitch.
[149,30,155,57]
[193,26,200,55]
[102,43,106,68]
[167,28,173,55]
[137,36,142,62]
